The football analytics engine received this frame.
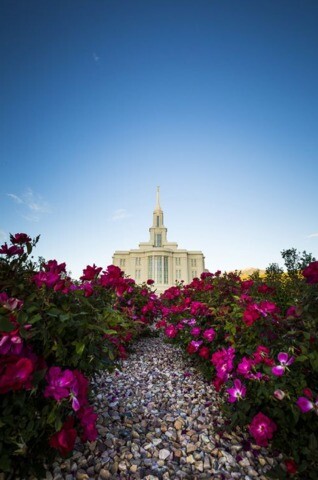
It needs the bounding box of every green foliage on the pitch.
[159,254,318,478]
[0,234,156,476]
[281,248,316,275]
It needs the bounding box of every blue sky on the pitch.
[1,0,317,279]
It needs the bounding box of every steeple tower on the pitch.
[150,186,166,246]
[153,186,164,228]
[156,186,161,210]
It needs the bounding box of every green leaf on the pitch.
[86,324,116,334]
[0,317,15,332]
[75,342,85,355]
[104,329,119,335]
[295,355,308,362]
[26,305,38,314]
[47,408,57,425]
[30,313,42,324]
[47,308,61,317]
[108,350,115,360]
[54,417,63,432]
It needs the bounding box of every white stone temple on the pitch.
[112,188,205,293]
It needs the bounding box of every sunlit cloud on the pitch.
[24,188,50,213]
[7,193,23,204]
[7,188,51,222]
[307,233,318,238]
[110,209,131,221]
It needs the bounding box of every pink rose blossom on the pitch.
[296,396,318,414]
[0,293,23,311]
[176,322,185,330]
[253,346,271,365]
[257,300,278,317]
[0,243,24,256]
[10,233,31,244]
[0,332,23,355]
[249,412,277,447]
[44,367,75,402]
[241,280,254,291]
[303,388,313,399]
[271,352,294,377]
[257,284,274,294]
[0,292,8,303]
[190,301,209,316]
[77,406,98,442]
[237,357,253,377]
[284,459,298,476]
[211,347,235,381]
[240,293,252,303]
[286,306,300,318]
[33,271,60,288]
[227,379,246,403]
[165,325,178,338]
[302,261,318,284]
[203,328,216,342]
[198,346,210,359]
[273,389,285,400]
[80,264,102,281]
[190,327,201,336]
[49,417,77,457]
[187,340,203,354]
[44,260,66,274]
[80,282,94,297]
[243,305,260,326]
[0,356,34,394]
[44,367,89,412]
[212,376,225,392]
[188,318,197,326]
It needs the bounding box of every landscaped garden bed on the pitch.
[1,234,317,479]
[158,256,318,478]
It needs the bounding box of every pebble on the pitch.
[159,448,171,460]
[45,336,277,479]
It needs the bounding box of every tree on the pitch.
[281,249,316,275]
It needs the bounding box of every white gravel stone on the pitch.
[159,448,171,460]
[44,336,277,479]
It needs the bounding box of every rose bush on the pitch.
[0,234,158,476]
[2,233,316,478]
[158,260,318,478]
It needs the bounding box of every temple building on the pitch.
[112,188,205,293]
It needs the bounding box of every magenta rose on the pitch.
[249,412,277,447]
[190,327,201,336]
[49,417,77,457]
[303,261,318,284]
[203,328,216,342]
[165,324,178,338]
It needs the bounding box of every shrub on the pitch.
[158,261,318,478]
[0,234,157,476]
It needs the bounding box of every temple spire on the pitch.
[152,186,164,229]
[155,186,161,211]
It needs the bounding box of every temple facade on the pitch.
[112,188,205,293]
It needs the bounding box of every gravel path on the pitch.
[49,336,279,480]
